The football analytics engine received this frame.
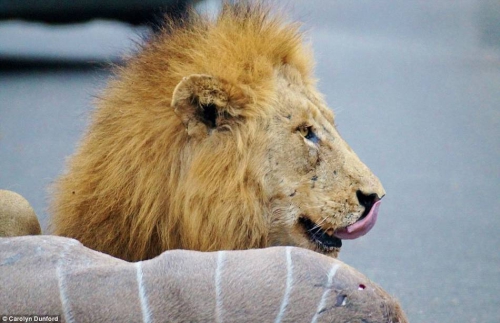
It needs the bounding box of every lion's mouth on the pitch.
[334,200,382,240]
[298,216,342,251]
[299,199,382,251]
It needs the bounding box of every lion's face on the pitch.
[257,68,385,257]
[172,67,385,257]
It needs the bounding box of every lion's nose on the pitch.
[356,190,381,219]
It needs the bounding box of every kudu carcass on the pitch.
[1,235,407,323]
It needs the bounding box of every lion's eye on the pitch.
[298,126,319,144]
[298,126,309,137]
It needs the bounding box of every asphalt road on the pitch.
[1,1,499,322]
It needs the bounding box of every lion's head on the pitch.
[51,2,384,261]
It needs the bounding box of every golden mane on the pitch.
[50,1,316,261]
[129,1,313,108]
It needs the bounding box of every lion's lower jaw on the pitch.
[297,243,341,258]
[329,248,340,258]
[312,245,341,258]
[268,236,341,258]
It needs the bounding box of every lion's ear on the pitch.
[171,74,247,137]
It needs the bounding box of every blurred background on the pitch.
[1,0,499,322]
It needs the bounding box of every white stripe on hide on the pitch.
[274,246,294,323]
[56,240,79,323]
[135,261,152,323]
[310,263,340,323]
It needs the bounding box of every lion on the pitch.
[50,1,385,262]
[0,190,41,237]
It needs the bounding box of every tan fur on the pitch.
[0,190,41,237]
[50,1,385,261]
[1,236,408,323]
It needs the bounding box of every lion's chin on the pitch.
[298,216,343,254]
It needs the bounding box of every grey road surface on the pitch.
[1,1,499,322]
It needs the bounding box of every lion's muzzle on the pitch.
[334,191,382,240]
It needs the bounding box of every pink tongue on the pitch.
[334,200,381,240]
